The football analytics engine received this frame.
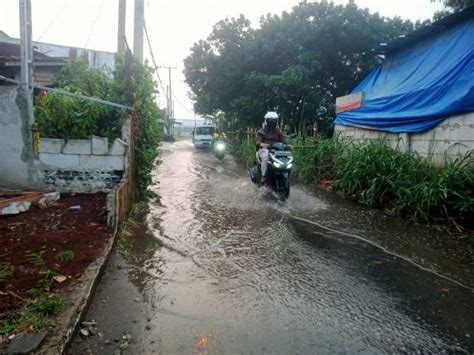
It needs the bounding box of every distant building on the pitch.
[0,31,115,86]
[175,118,205,136]
[334,6,474,165]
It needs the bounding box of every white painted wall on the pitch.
[335,112,474,166]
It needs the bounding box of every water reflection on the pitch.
[124,140,473,353]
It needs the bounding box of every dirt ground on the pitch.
[0,193,114,317]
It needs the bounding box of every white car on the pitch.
[192,125,215,148]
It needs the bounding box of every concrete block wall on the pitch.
[335,112,474,166]
[0,84,133,195]
[35,136,129,192]
[0,86,33,189]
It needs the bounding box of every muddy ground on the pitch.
[0,193,114,318]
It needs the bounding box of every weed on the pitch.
[0,262,11,282]
[0,292,64,335]
[29,293,63,317]
[0,320,17,335]
[16,293,63,332]
[55,250,75,261]
[25,251,45,265]
[38,269,60,291]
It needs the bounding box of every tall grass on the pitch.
[233,136,473,225]
[232,140,257,168]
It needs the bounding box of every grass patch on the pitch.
[0,293,64,334]
[55,250,75,261]
[231,140,256,168]
[114,201,146,255]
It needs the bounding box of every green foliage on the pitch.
[35,60,125,142]
[35,55,162,198]
[0,321,17,335]
[114,52,161,199]
[233,136,473,224]
[0,262,11,282]
[0,291,64,334]
[232,140,256,168]
[25,251,45,265]
[38,269,60,292]
[328,140,473,224]
[184,1,416,133]
[28,293,63,317]
[55,250,75,261]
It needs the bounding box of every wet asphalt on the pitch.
[70,140,474,354]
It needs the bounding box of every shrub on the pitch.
[35,60,125,142]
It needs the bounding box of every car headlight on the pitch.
[287,163,292,169]
[273,162,282,168]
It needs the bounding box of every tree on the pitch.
[184,1,416,134]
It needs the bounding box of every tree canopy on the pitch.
[184,1,417,134]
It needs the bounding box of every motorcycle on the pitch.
[213,138,226,160]
[249,142,293,200]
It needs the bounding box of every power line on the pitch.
[143,19,194,117]
[172,91,195,116]
[34,0,71,45]
[143,20,166,97]
[0,75,133,111]
[84,0,106,48]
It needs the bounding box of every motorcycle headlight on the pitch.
[215,143,225,151]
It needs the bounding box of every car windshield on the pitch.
[195,127,214,135]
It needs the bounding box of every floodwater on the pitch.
[70,140,474,354]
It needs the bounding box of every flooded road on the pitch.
[71,140,473,354]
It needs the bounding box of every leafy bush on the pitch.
[114,52,161,198]
[35,60,125,142]
[35,55,162,199]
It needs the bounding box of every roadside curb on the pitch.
[36,224,119,355]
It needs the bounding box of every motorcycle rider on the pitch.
[212,129,226,140]
[256,111,285,184]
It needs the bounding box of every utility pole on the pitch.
[117,0,126,54]
[160,65,176,138]
[19,0,35,157]
[19,0,32,88]
[160,65,176,119]
[133,0,144,62]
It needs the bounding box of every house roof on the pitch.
[0,42,52,62]
[377,5,474,54]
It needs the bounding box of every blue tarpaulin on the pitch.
[335,18,474,133]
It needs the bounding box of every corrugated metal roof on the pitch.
[0,35,115,76]
[0,42,50,61]
[376,5,474,55]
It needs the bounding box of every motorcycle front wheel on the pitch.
[276,174,290,200]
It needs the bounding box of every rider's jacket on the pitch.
[256,127,285,148]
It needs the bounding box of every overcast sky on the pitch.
[0,0,444,119]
